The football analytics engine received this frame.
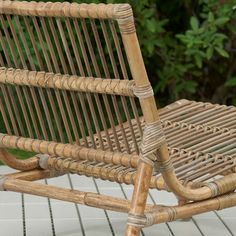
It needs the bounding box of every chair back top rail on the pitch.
[0,1,135,34]
[0,1,130,20]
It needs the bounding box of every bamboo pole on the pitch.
[3,178,132,213]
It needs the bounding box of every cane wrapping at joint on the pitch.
[133,84,154,99]
[127,213,147,228]
[139,121,166,165]
[204,182,219,197]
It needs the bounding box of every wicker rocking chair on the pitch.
[0,1,236,235]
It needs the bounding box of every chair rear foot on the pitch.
[125,225,141,236]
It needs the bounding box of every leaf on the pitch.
[215,17,230,26]
[176,34,189,43]
[215,47,229,58]
[190,17,199,31]
[146,43,155,54]
[206,47,213,59]
[146,19,156,33]
[184,80,198,93]
[194,55,203,68]
[225,77,236,87]
[208,12,214,22]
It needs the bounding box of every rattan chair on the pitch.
[0,1,236,235]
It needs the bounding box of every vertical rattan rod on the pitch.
[33,17,72,142]
[58,18,104,147]
[100,20,138,153]
[0,15,19,67]
[89,20,115,149]
[108,20,142,138]
[56,18,99,147]
[42,18,80,143]
[46,18,75,143]
[55,18,88,144]
[73,19,106,148]
[0,52,4,67]
[0,16,27,136]
[53,17,94,146]
[79,19,110,149]
[3,14,49,140]
[65,20,95,147]
[22,16,54,139]
[89,19,121,151]
[32,16,73,142]
[15,16,56,141]
[99,20,130,152]
[0,32,14,135]
[13,17,39,138]
[0,29,12,67]
[0,85,19,135]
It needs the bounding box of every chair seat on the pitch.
[48,99,236,190]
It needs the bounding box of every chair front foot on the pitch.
[125,225,141,236]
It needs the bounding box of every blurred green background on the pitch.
[114,0,236,105]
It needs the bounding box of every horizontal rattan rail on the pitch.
[0,1,129,19]
[1,132,236,201]
[0,67,135,96]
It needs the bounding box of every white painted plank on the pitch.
[193,212,233,236]
[216,208,236,234]
[168,220,203,236]
[0,220,23,236]
[1,167,236,235]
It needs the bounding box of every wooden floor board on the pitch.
[0,167,236,236]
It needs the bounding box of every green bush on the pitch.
[81,0,236,105]
[128,0,236,105]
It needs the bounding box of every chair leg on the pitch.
[125,226,141,236]
[124,162,153,236]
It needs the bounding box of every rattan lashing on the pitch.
[0,1,236,235]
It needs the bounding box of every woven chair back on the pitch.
[0,1,144,154]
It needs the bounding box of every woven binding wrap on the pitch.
[114,4,135,34]
[204,182,219,197]
[139,121,166,165]
[127,213,147,228]
[133,84,154,99]
[38,154,50,170]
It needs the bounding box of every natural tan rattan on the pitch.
[0,1,236,236]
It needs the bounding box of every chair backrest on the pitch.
[0,1,161,156]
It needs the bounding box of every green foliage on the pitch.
[131,0,236,104]
[116,0,236,104]
[44,0,236,104]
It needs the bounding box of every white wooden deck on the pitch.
[0,166,235,236]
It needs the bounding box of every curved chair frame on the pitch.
[0,2,235,236]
